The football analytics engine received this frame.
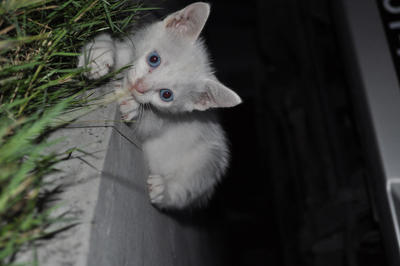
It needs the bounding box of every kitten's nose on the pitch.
[129,78,147,94]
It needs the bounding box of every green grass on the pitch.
[0,0,150,264]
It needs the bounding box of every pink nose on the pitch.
[129,78,146,93]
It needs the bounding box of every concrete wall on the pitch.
[88,107,219,266]
[17,86,221,266]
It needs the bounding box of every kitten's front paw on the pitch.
[78,34,115,79]
[119,98,140,121]
[116,88,140,121]
[78,48,114,79]
[147,175,165,206]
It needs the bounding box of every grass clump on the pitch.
[0,0,148,264]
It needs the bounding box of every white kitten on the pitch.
[78,2,242,209]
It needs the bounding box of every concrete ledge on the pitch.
[17,86,220,265]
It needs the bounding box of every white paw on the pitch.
[120,98,139,121]
[78,48,114,79]
[115,88,140,121]
[78,39,114,79]
[147,175,165,205]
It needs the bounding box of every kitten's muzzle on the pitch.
[128,78,147,94]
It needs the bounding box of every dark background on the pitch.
[147,0,389,265]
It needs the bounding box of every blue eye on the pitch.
[159,89,173,102]
[147,51,161,67]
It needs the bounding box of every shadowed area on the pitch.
[146,0,390,265]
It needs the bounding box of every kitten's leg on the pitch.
[78,34,115,79]
[147,171,217,209]
[147,175,194,209]
[147,147,225,209]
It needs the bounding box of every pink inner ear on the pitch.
[164,3,210,40]
[196,91,216,107]
[166,12,193,34]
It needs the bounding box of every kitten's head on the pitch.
[124,2,241,113]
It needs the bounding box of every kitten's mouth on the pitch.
[128,85,147,104]
[130,88,145,103]
[131,86,145,95]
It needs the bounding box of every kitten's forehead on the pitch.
[158,32,191,56]
[142,23,195,55]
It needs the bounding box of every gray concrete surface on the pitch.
[17,85,220,266]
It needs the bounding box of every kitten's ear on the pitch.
[192,79,242,111]
[164,2,210,42]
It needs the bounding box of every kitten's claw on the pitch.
[147,175,165,205]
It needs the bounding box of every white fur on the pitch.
[78,2,241,209]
